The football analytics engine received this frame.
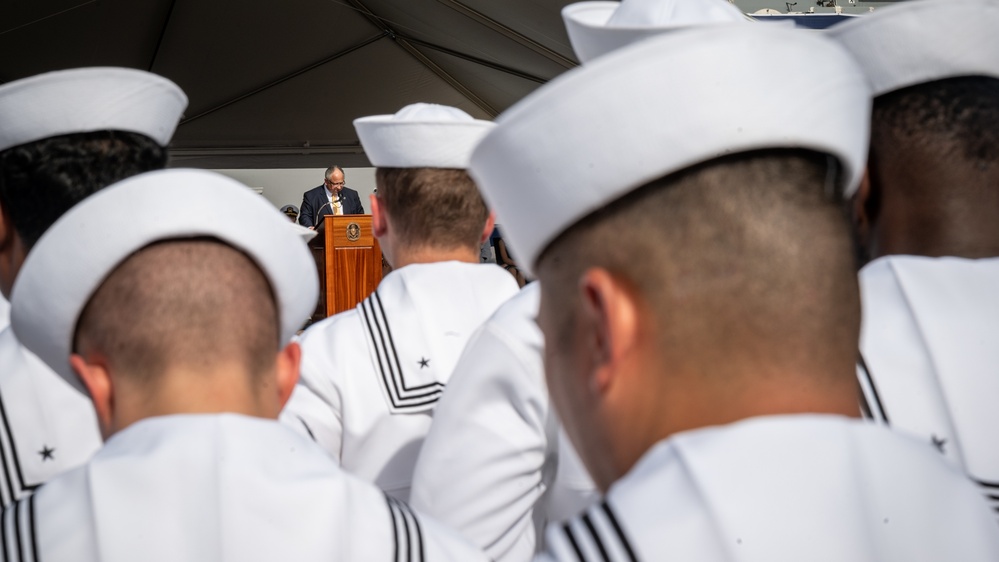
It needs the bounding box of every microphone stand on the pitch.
[311,193,346,248]
[314,200,334,227]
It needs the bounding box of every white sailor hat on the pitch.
[289,221,319,243]
[0,67,187,153]
[354,103,494,169]
[827,0,999,97]
[562,0,748,63]
[469,24,871,275]
[10,169,318,395]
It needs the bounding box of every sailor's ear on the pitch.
[851,167,874,258]
[275,341,301,411]
[479,212,496,245]
[0,201,10,248]
[70,353,114,440]
[0,203,11,297]
[370,195,388,238]
[577,267,640,398]
[0,202,25,299]
[854,168,871,226]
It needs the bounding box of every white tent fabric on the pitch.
[0,0,578,168]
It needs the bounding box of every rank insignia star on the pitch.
[931,434,947,454]
[418,357,430,369]
[38,445,55,461]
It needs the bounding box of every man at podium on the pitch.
[298,165,364,231]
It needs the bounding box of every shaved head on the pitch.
[74,239,280,386]
[539,149,860,379]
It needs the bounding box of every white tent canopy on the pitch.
[0,0,578,168]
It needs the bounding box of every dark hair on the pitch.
[864,76,999,259]
[375,167,489,251]
[872,76,999,166]
[0,130,168,249]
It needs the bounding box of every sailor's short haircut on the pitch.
[375,167,489,252]
[538,149,859,378]
[0,130,167,249]
[74,238,280,385]
[864,76,999,236]
[872,76,999,168]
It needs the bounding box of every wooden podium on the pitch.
[320,214,382,316]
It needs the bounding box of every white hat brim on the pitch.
[470,24,871,276]
[354,117,495,169]
[290,222,319,243]
[827,0,999,96]
[0,67,187,152]
[10,169,318,395]
[562,0,750,63]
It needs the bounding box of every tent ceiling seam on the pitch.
[402,36,547,84]
[433,0,577,69]
[0,0,98,38]
[178,32,387,126]
[170,145,363,156]
[147,0,180,72]
[343,0,497,117]
[396,37,497,117]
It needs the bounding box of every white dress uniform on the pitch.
[0,328,101,508]
[0,414,487,562]
[538,415,999,562]
[858,255,999,517]
[282,261,519,500]
[411,283,597,562]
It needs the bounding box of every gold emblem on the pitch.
[346,222,361,241]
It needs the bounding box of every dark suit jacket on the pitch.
[298,185,365,228]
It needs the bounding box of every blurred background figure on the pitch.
[280,204,299,222]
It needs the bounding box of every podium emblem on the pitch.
[346,222,361,241]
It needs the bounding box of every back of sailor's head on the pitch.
[470,24,871,486]
[354,103,494,252]
[828,0,999,259]
[10,170,317,431]
[536,148,859,366]
[0,68,188,253]
[76,238,279,385]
